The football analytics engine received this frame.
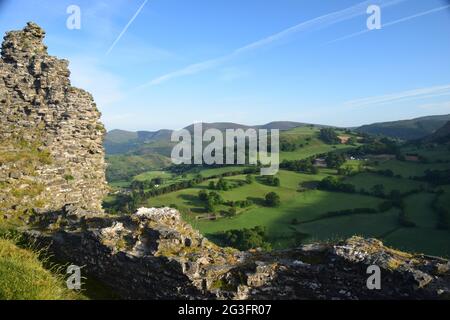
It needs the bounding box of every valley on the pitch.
[104,122,450,257]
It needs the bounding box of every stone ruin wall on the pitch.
[0,22,107,215]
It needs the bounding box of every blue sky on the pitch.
[0,0,449,131]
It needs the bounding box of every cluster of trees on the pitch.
[317,176,418,204]
[280,137,312,152]
[325,152,346,169]
[265,192,281,207]
[317,176,356,193]
[319,128,340,144]
[209,178,230,191]
[322,207,379,219]
[314,177,419,229]
[225,199,253,209]
[280,140,299,152]
[346,136,357,145]
[209,177,249,191]
[280,158,318,174]
[168,163,260,177]
[103,193,137,215]
[130,177,165,190]
[261,175,280,187]
[353,137,400,156]
[415,169,450,185]
[135,174,205,198]
[376,194,417,228]
[198,190,223,212]
[215,226,271,251]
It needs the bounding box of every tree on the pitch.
[218,226,271,251]
[227,207,237,217]
[263,175,281,186]
[198,190,208,202]
[205,198,216,212]
[265,192,281,207]
[319,128,340,144]
[325,152,345,169]
[347,137,357,145]
[273,177,280,186]
[216,178,229,191]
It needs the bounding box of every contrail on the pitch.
[106,0,149,56]
[343,84,450,108]
[327,4,450,44]
[137,0,405,88]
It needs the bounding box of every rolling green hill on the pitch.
[104,121,327,156]
[420,121,450,144]
[356,114,450,140]
[105,129,173,154]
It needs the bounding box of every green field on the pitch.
[344,173,427,194]
[105,126,450,257]
[384,228,450,257]
[147,169,386,249]
[294,208,400,243]
[375,160,450,178]
[402,145,450,162]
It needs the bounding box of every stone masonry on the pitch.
[0,22,107,215]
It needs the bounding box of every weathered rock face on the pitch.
[0,22,107,215]
[28,208,450,300]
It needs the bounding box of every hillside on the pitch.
[105,129,173,154]
[104,121,326,155]
[420,121,450,144]
[356,114,450,140]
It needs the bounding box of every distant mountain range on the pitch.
[355,114,450,140]
[104,121,327,155]
[105,115,450,155]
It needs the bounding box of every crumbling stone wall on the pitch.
[0,22,107,215]
[28,208,450,300]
